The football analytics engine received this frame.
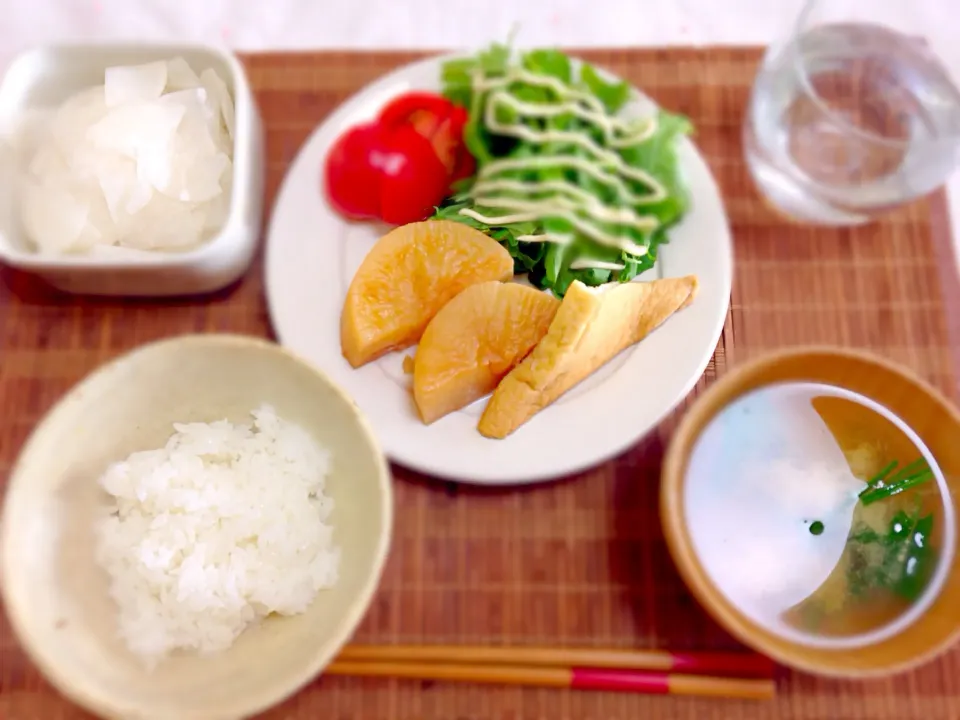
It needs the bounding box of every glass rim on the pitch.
[788,0,957,150]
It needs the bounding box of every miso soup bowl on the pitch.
[661,346,960,678]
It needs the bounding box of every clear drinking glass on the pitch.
[744,0,960,225]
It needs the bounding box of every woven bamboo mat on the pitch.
[2,47,960,720]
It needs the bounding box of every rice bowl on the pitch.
[0,334,392,720]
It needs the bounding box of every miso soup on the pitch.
[684,382,955,648]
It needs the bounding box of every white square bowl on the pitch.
[0,43,264,297]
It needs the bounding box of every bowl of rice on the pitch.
[0,334,393,719]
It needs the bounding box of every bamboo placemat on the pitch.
[2,47,960,720]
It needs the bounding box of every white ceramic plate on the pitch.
[265,54,733,485]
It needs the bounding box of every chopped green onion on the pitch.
[886,458,928,485]
[809,521,825,536]
[858,459,898,497]
[860,468,933,506]
[858,457,931,503]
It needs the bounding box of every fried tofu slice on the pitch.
[477,276,699,439]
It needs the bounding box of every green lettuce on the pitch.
[434,44,693,297]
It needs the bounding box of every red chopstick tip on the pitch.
[670,651,775,678]
[571,667,670,694]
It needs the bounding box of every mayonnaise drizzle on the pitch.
[474,69,597,107]
[477,155,665,205]
[472,195,653,252]
[516,233,572,245]
[470,178,658,227]
[462,201,649,257]
[476,69,658,148]
[474,68,645,137]
[515,233,629,271]
[569,258,626,271]
[458,64,669,262]
[459,208,538,225]
[483,98,663,193]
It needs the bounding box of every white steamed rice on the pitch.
[94,404,340,664]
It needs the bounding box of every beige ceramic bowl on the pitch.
[662,346,960,678]
[0,334,393,719]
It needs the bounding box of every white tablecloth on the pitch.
[2,0,958,257]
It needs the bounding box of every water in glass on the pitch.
[746,18,960,225]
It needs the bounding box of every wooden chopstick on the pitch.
[325,660,776,700]
[337,645,775,678]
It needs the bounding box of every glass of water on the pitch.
[744,0,960,225]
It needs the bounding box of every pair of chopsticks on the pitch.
[328,645,777,700]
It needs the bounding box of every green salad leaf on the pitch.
[433,43,693,297]
[619,111,693,228]
[440,42,511,109]
[580,63,631,114]
[522,49,572,84]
